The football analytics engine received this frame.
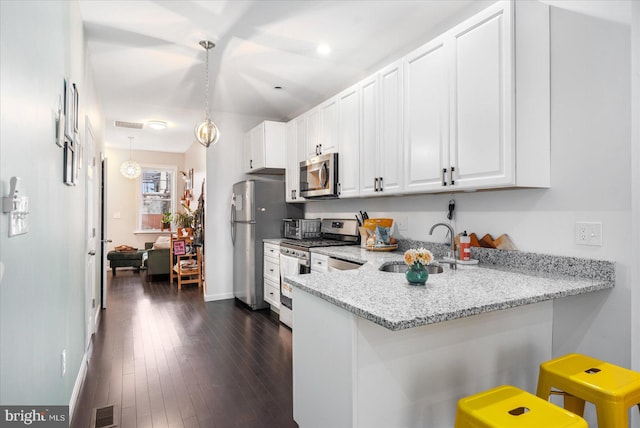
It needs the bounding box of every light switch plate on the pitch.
[575,222,602,246]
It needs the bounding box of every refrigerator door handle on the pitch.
[230,204,236,244]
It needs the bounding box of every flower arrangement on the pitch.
[403,248,434,268]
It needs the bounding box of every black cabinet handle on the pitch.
[442,168,447,186]
[379,176,383,191]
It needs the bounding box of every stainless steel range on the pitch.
[279,218,359,328]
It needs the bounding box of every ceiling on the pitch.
[79,0,632,153]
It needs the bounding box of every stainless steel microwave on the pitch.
[299,153,339,198]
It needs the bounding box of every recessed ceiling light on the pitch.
[316,43,331,56]
[147,120,167,130]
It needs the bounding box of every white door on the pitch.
[306,107,321,158]
[319,97,338,154]
[403,37,449,193]
[84,118,98,348]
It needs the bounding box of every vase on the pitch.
[405,264,428,285]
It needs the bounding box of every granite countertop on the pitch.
[284,245,615,331]
[263,238,285,244]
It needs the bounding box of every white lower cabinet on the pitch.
[263,243,280,309]
[310,253,329,273]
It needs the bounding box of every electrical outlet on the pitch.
[61,349,66,377]
[396,216,408,231]
[575,222,602,246]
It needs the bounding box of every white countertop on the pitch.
[284,246,614,331]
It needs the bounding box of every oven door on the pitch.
[279,253,310,328]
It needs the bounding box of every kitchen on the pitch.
[0,0,637,427]
[230,1,637,426]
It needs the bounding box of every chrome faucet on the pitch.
[429,222,457,270]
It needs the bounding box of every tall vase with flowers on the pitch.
[403,248,434,285]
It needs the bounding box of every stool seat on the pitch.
[536,353,640,427]
[455,385,587,427]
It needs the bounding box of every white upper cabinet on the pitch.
[448,1,513,189]
[377,61,403,194]
[306,98,338,158]
[244,121,286,174]
[285,119,300,202]
[361,61,403,197]
[403,38,449,194]
[337,85,360,198]
[404,0,549,193]
[285,0,549,198]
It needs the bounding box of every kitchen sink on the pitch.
[379,262,444,274]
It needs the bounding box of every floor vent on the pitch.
[90,404,118,428]
[114,120,144,129]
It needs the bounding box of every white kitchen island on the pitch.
[286,246,614,428]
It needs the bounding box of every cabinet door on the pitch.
[306,107,321,158]
[403,38,449,193]
[359,74,378,196]
[378,61,403,194]
[449,1,514,188]
[285,120,298,202]
[310,253,329,273]
[250,124,265,171]
[243,132,253,173]
[319,98,338,154]
[337,85,360,198]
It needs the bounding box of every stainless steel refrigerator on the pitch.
[231,180,298,309]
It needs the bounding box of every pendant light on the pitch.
[120,136,141,179]
[194,40,220,148]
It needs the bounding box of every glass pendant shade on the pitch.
[195,118,220,147]
[120,136,141,179]
[120,160,141,179]
[194,40,220,148]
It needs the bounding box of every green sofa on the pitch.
[144,242,170,277]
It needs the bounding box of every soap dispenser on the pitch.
[459,230,471,261]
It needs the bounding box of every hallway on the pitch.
[71,271,297,428]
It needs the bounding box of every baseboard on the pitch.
[68,343,90,424]
[204,291,234,302]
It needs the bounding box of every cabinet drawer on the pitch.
[264,243,280,261]
[310,253,329,273]
[264,258,280,282]
[264,279,280,308]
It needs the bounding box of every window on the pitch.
[138,166,175,231]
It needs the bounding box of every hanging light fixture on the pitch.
[194,40,220,148]
[120,136,141,179]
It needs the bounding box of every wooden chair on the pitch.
[170,235,201,290]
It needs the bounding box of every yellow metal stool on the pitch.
[536,353,640,427]
[455,385,588,427]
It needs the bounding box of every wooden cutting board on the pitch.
[494,234,516,250]
[479,233,497,248]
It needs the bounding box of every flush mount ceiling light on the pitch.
[120,136,141,179]
[147,120,167,130]
[316,43,331,56]
[194,40,220,148]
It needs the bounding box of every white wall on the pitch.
[306,7,632,375]
[631,0,640,383]
[0,0,104,406]
[104,148,183,252]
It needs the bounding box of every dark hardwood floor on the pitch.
[71,270,298,428]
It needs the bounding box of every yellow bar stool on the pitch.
[536,353,640,427]
[455,385,588,427]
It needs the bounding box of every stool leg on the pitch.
[563,394,586,416]
[596,403,627,428]
[536,372,553,401]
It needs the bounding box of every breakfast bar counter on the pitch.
[285,245,614,428]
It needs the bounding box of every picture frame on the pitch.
[63,141,75,186]
[173,240,186,256]
[72,83,79,133]
[56,109,65,148]
[64,79,73,141]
